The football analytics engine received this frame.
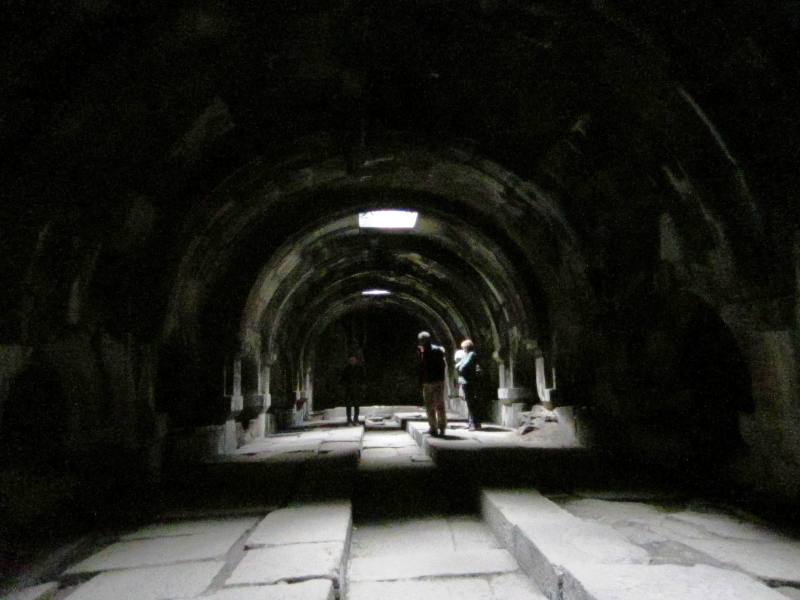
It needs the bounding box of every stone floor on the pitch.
[3,409,800,600]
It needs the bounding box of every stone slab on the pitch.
[1,582,58,600]
[226,543,344,586]
[560,498,800,584]
[323,429,364,443]
[352,516,500,556]
[449,516,505,551]
[348,548,518,581]
[348,573,546,600]
[362,432,417,449]
[777,587,800,599]
[350,518,457,558]
[65,518,255,573]
[667,510,788,542]
[317,441,361,457]
[512,517,649,598]
[246,501,351,548]
[121,517,258,541]
[561,563,789,600]
[203,580,334,600]
[661,534,800,584]
[64,561,224,600]
[360,448,400,459]
[481,489,570,548]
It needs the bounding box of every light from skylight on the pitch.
[358,210,418,229]
[362,289,391,296]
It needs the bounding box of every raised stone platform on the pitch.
[562,563,788,600]
[481,489,796,600]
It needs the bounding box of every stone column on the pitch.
[241,353,267,440]
[496,344,532,428]
[261,356,274,434]
[224,356,243,451]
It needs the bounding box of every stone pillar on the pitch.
[241,353,267,440]
[223,357,243,452]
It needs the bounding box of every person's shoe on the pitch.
[428,428,437,436]
[438,429,446,437]
[468,425,476,431]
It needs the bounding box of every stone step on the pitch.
[480,489,792,600]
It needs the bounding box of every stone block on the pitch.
[480,489,568,548]
[64,561,224,600]
[561,563,788,600]
[246,501,351,548]
[349,518,457,558]
[512,518,649,598]
[653,525,800,585]
[481,490,649,599]
[66,518,255,573]
[348,574,546,600]
[226,543,344,586]
[203,580,334,600]
[121,517,258,541]
[498,388,533,402]
[348,548,517,582]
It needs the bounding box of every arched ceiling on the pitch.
[2,0,796,408]
[242,210,538,361]
[161,142,580,374]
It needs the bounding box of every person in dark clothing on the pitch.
[417,331,448,436]
[456,338,483,430]
[340,355,365,425]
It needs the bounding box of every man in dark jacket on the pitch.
[340,355,365,425]
[417,331,447,436]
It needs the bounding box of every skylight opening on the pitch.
[358,210,418,229]
[362,289,391,296]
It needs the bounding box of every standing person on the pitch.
[417,331,447,437]
[456,339,482,430]
[340,355,365,425]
